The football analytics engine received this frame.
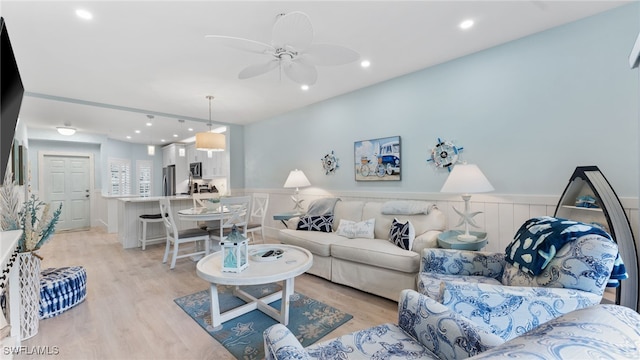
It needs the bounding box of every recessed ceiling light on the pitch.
[459,19,474,30]
[161,139,166,142]
[75,9,93,20]
[187,128,193,132]
[361,60,371,68]
[173,134,178,138]
[146,122,152,127]
[135,130,141,134]
[126,136,131,139]
[301,84,309,91]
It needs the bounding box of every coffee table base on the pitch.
[209,277,295,330]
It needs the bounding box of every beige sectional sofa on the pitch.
[278,199,447,300]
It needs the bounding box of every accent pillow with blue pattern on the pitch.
[297,214,334,232]
[389,218,415,250]
[505,216,615,276]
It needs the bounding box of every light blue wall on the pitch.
[245,4,640,197]
[27,128,164,195]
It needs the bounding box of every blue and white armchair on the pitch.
[418,217,624,342]
[263,289,504,360]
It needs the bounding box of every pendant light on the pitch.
[177,119,186,157]
[146,115,155,156]
[195,95,225,151]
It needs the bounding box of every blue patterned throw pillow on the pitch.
[389,218,415,250]
[297,214,334,232]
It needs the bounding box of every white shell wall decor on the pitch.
[321,151,339,175]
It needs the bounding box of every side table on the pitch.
[437,230,487,251]
[273,212,305,228]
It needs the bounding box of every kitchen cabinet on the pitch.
[185,143,226,179]
[554,166,638,311]
[162,143,188,183]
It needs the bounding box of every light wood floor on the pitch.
[16,228,397,360]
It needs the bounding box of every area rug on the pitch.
[174,283,353,360]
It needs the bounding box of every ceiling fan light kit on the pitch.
[206,11,360,86]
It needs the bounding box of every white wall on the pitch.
[244,4,639,199]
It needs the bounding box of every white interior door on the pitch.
[43,155,91,231]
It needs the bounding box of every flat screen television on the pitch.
[0,17,24,185]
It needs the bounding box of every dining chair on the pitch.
[159,198,210,269]
[246,193,269,243]
[192,192,221,231]
[209,196,252,246]
[192,192,220,209]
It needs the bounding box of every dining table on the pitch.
[177,206,230,222]
[177,206,232,260]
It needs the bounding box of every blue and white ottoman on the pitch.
[39,266,87,319]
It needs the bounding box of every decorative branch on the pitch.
[18,195,62,253]
[0,171,22,231]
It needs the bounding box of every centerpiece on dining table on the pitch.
[198,193,221,212]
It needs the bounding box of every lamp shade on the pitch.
[283,169,311,188]
[195,132,225,151]
[440,164,494,194]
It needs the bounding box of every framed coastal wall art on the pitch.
[354,136,401,181]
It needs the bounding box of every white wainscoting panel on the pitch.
[244,189,639,255]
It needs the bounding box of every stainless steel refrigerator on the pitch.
[162,165,176,196]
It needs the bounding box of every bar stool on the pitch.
[138,213,165,250]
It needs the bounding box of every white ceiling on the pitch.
[2,0,629,145]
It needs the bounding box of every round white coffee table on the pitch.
[196,244,313,329]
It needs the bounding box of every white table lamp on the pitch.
[440,164,494,242]
[284,169,311,211]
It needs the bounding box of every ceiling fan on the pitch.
[205,11,360,86]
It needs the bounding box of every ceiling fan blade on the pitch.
[272,11,313,51]
[283,60,318,85]
[303,44,360,66]
[205,35,274,54]
[238,59,279,79]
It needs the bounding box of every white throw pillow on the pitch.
[336,218,376,239]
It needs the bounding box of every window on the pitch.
[109,158,131,195]
[136,160,153,197]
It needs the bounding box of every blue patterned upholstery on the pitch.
[469,304,640,359]
[264,289,503,360]
[39,266,87,319]
[418,227,620,342]
[263,289,640,360]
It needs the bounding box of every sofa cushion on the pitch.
[389,218,415,250]
[279,229,345,257]
[336,218,375,239]
[362,202,446,239]
[297,214,334,232]
[330,238,420,273]
[304,323,439,359]
[332,201,365,229]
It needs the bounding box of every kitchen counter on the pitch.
[117,195,196,249]
[118,195,193,203]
